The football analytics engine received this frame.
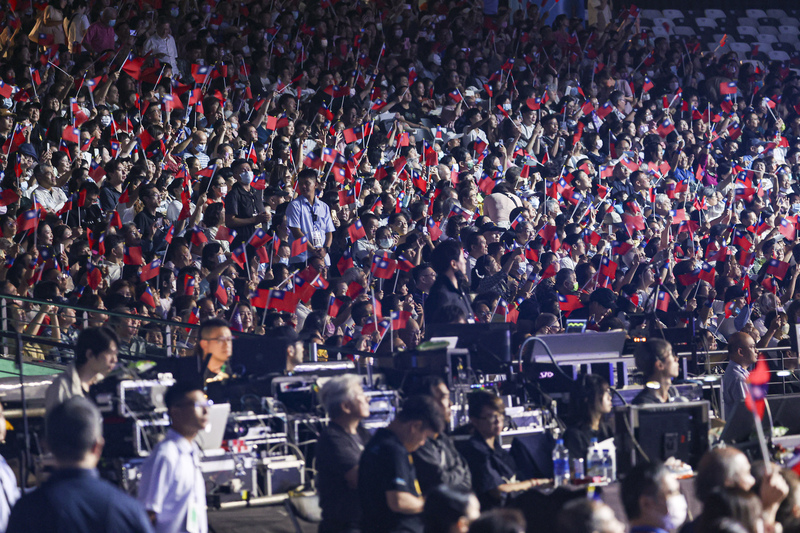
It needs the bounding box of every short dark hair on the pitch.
[198,318,229,340]
[46,397,102,463]
[430,240,463,275]
[634,338,673,378]
[75,327,119,367]
[165,381,204,409]
[468,390,504,419]
[423,485,474,533]
[297,168,317,182]
[621,461,669,520]
[557,499,614,533]
[396,395,445,434]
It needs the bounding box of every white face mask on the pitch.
[100,115,112,127]
[596,139,603,149]
[378,238,393,249]
[278,257,289,265]
[196,143,207,152]
[664,494,688,530]
[320,39,328,47]
[219,185,227,197]
[240,170,254,185]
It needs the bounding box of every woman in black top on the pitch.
[563,373,614,464]
[316,374,372,533]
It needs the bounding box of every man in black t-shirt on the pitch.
[358,396,445,533]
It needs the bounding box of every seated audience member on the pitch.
[557,498,626,533]
[689,448,788,533]
[7,397,153,532]
[775,469,800,533]
[563,374,613,463]
[410,376,472,494]
[621,461,688,532]
[698,488,764,533]
[461,391,548,510]
[359,395,445,533]
[44,326,119,416]
[317,374,372,533]
[422,485,480,533]
[632,338,683,404]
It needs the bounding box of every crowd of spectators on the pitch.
[2,0,800,370]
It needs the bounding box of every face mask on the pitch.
[241,45,250,55]
[466,161,474,169]
[320,39,328,47]
[782,323,791,336]
[108,19,116,27]
[596,139,603,149]
[196,143,206,152]
[793,203,800,213]
[639,124,649,135]
[170,8,179,16]
[100,115,112,127]
[240,170,254,185]
[219,185,228,196]
[279,257,289,265]
[664,494,688,530]
[378,239,393,249]
[573,282,579,291]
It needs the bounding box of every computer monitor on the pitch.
[428,322,512,374]
[614,400,710,475]
[230,335,288,378]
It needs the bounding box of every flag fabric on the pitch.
[290,236,308,257]
[267,289,298,313]
[766,258,789,280]
[348,219,366,242]
[247,228,272,249]
[140,285,156,308]
[745,356,770,419]
[557,294,582,315]
[371,256,397,279]
[140,259,161,281]
[656,291,670,312]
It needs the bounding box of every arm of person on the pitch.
[343,465,359,490]
[497,478,546,493]
[386,490,424,515]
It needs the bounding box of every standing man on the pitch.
[44,327,119,416]
[286,169,334,267]
[424,240,473,324]
[7,397,153,532]
[359,395,444,533]
[83,7,117,55]
[723,332,759,420]
[29,163,68,214]
[138,382,209,533]
[225,158,268,249]
[144,18,178,70]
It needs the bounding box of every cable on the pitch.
[608,387,650,463]
[517,336,574,382]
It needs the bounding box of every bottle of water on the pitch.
[586,438,602,478]
[601,450,615,482]
[553,438,570,487]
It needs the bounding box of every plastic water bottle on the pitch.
[601,450,615,482]
[553,438,570,487]
[586,438,602,478]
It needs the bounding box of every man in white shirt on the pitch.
[143,18,178,70]
[29,163,67,214]
[138,382,209,533]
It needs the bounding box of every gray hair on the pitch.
[319,374,363,418]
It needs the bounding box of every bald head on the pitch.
[727,332,758,367]
[101,7,116,23]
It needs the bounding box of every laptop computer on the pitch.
[195,402,231,450]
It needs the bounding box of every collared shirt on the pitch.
[44,362,86,417]
[285,195,334,264]
[723,360,750,420]
[144,34,178,71]
[31,185,68,214]
[0,455,20,531]
[138,429,207,533]
[7,468,152,533]
[460,434,517,510]
[84,22,115,53]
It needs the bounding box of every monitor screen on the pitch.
[427,322,512,374]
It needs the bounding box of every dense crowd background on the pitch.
[0,0,797,368]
